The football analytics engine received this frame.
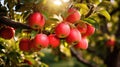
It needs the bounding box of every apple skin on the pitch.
[19,38,30,52]
[76,22,87,34]
[0,26,15,39]
[106,39,115,47]
[74,37,88,49]
[48,34,60,48]
[66,8,81,23]
[66,28,81,45]
[55,22,70,38]
[82,24,95,37]
[28,12,45,29]
[32,33,49,49]
[29,39,41,52]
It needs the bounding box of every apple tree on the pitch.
[0,0,120,67]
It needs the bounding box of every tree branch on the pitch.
[85,4,95,18]
[0,16,33,30]
[70,47,97,67]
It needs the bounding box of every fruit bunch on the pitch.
[19,8,95,52]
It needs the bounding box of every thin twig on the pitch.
[85,4,95,18]
[70,47,97,67]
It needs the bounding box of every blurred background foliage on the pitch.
[0,0,120,67]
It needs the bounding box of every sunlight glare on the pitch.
[53,0,62,6]
[63,0,70,2]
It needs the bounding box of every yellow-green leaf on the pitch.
[74,3,89,10]
[98,9,111,21]
[92,0,101,5]
[80,8,88,15]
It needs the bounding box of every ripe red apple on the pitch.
[76,22,87,34]
[32,33,49,49]
[55,22,70,38]
[106,39,115,47]
[65,8,81,23]
[82,24,95,37]
[74,37,88,49]
[19,38,30,52]
[29,39,41,52]
[0,26,15,39]
[66,28,81,45]
[48,34,60,48]
[28,12,45,29]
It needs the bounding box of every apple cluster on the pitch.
[19,8,95,52]
[19,12,60,52]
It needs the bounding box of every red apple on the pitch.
[106,39,115,47]
[29,39,41,52]
[74,37,88,49]
[66,8,81,23]
[66,28,81,45]
[76,22,87,34]
[55,22,70,38]
[0,26,15,39]
[82,24,95,37]
[48,34,60,48]
[19,38,30,52]
[28,12,45,29]
[32,33,49,48]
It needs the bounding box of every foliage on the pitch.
[0,0,120,67]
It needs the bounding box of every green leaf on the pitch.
[48,18,59,21]
[40,63,49,67]
[74,3,89,15]
[15,28,22,36]
[30,30,38,38]
[98,9,111,21]
[84,18,99,29]
[92,0,101,5]
[98,1,112,7]
[74,3,89,10]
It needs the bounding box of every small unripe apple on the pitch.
[82,24,95,37]
[106,39,115,47]
[76,22,87,34]
[55,22,70,38]
[19,38,30,52]
[74,37,88,49]
[32,33,49,49]
[66,8,81,23]
[48,34,60,48]
[66,28,81,45]
[28,12,45,29]
[0,26,15,39]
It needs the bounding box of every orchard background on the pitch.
[0,0,120,67]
